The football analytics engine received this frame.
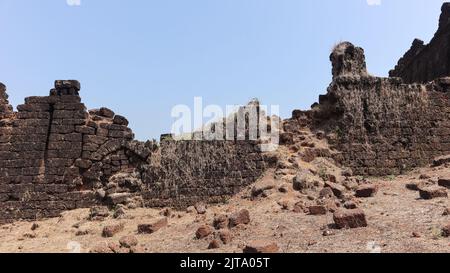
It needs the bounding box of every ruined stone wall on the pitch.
[0,81,266,223]
[140,140,265,208]
[316,75,450,176]
[389,3,450,83]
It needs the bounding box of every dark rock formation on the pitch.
[330,42,368,79]
[390,3,450,83]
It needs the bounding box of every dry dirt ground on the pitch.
[1,164,449,253]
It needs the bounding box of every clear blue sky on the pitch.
[0,0,445,140]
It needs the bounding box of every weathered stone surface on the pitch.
[213,215,229,230]
[308,205,327,215]
[243,241,279,253]
[102,223,124,237]
[333,209,368,229]
[89,206,110,221]
[324,182,346,198]
[218,229,232,244]
[419,186,448,200]
[137,218,168,234]
[293,171,317,192]
[355,184,378,198]
[442,223,450,237]
[438,178,450,189]
[330,42,367,78]
[196,225,213,239]
[119,235,138,248]
[229,209,250,227]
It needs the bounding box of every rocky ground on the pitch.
[1,127,450,253]
[1,162,450,253]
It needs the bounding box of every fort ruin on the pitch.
[2,3,450,224]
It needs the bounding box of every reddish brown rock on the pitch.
[196,225,213,239]
[419,186,448,200]
[119,235,139,248]
[208,239,221,249]
[438,178,450,189]
[308,205,327,215]
[102,223,124,238]
[442,223,450,237]
[324,182,346,198]
[229,209,250,227]
[443,207,450,216]
[344,201,358,209]
[213,215,229,230]
[218,229,232,244]
[243,240,279,253]
[90,242,114,253]
[355,184,378,198]
[319,187,334,198]
[138,218,168,234]
[194,202,207,214]
[333,209,368,229]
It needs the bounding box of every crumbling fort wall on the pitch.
[3,3,450,223]
[0,82,265,223]
[308,31,450,176]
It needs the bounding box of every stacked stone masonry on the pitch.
[0,81,266,223]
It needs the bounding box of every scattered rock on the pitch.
[113,206,127,219]
[322,230,335,237]
[252,184,275,198]
[229,209,250,227]
[218,229,232,244]
[160,208,172,217]
[333,209,368,229]
[194,203,207,215]
[308,205,327,215]
[324,182,346,198]
[433,155,450,167]
[213,215,229,230]
[293,202,307,213]
[344,201,358,209]
[419,186,448,200]
[208,239,221,249]
[293,171,318,192]
[31,223,39,231]
[278,185,289,193]
[319,187,334,199]
[277,200,290,210]
[406,182,422,191]
[438,178,450,189]
[355,184,378,198]
[412,232,421,238]
[107,242,122,253]
[419,174,431,180]
[442,224,450,237]
[89,206,110,221]
[196,225,213,239]
[129,246,145,253]
[119,235,139,248]
[138,218,168,234]
[243,240,279,253]
[443,208,450,216]
[102,223,124,238]
[90,242,114,253]
[75,229,91,236]
[186,206,196,214]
